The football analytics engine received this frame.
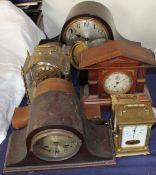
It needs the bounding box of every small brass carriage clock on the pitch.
[113,99,156,157]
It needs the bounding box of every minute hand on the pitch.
[116,78,128,85]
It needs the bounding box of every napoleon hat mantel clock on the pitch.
[60,1,137,47]
[4,78,115,174]
[60,1,141,69]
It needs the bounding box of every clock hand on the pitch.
[41,146,51,152]
[133,126,137,138]
[115,78,128,86]
[75,34,89,41]
[53,142,59,155]
[75,34,106,42]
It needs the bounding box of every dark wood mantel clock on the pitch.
[79,40,156,120]
[60,1,133,46]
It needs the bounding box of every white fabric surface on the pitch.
[42,0,156,50]
[0,0,45,143]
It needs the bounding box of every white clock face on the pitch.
[103,72,132,94]
[121,125,148,148]
[62,17,109,45]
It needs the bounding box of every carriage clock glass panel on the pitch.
[62,17,109,45]
[103,72,133,94]
[121,125,148,148]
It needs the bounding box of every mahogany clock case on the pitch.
[78,40,156,119]
[60,1,139,45]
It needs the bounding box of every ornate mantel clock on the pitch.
[112,94,156,157]
[22,42,64,102]
[22,42,72,103]
[79,40,156,120]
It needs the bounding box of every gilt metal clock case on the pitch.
[113,99,156,157]
[22,42,64,102]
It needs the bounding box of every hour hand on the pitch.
[75,34,89,41]
[133,126,137,138]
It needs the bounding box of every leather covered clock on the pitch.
[4,78,115,174]
[79,40,156,120]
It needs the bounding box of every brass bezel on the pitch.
[70,41,88,69]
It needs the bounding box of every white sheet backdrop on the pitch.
[42,0,156,50]
[0,0,45,144]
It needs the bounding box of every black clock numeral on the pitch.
[69,28,73,34]
[84,22,90,27]
[77,23,81,28]
[94,23,96,29]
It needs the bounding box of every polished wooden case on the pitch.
[79,40,156,119]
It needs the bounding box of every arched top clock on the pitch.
[60,1,127,45]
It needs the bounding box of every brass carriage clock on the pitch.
[112,94,156,157]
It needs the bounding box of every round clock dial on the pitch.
[62,17,109,45]
[71,41,88,68]
[103,72,132,94]
[121,125,148,148]
[31,129,82,161]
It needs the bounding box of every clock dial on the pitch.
[62,17,109,45]
[121,125,148,148]
[71,41,88,68]
[103,72,132,94]
[31,129,82,161]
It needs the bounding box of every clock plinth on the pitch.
[80,85,152,120]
